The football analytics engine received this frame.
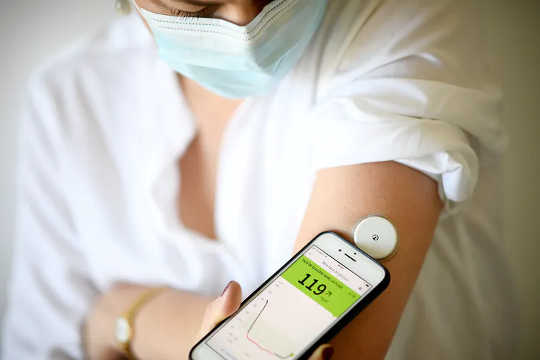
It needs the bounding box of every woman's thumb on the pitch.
[198,281,242,338]
[216,280,243,317]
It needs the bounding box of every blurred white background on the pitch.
[0,0,538,358]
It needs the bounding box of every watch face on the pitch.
[116,317,131,343]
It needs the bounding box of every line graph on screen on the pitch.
[245,299,294,359]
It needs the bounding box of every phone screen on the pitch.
[204,245,374,359]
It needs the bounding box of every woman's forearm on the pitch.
[85,283,212,360]
[133,285,211,359]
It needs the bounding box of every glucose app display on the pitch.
[206,246,373,360]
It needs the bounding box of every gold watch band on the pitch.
[116,287,168,359]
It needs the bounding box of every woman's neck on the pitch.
[178,74,244,142]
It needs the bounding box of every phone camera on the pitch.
[338,249,342,252]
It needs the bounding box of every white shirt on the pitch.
[2,0,518,358]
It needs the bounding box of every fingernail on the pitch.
[221,281,233,296]
[322,346,334,360]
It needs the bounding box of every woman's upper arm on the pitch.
[293,160,443,359]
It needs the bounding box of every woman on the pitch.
[2,0,518,359]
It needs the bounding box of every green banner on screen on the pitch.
[281,255,361,317]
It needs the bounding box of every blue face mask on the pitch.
[135,0,328,98]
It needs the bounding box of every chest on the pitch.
[170,76,316,274]
[178,136,220,240]
[177,89,242,240]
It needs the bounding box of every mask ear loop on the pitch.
[115,0,132,15]
[352,215,399,262]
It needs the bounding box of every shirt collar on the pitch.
[140,56,197,190]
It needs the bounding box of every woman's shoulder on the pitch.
[25,12,160,135]
[30,13,153,89]
[22,14,164,184]
[311,0,490,89]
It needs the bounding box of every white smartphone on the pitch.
[190,231,390,360]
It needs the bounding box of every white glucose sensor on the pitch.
[353,215,398,261]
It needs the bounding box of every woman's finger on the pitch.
[308,344,334,360]
[197,281,242,339]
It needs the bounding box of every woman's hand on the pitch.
[197,281,334,360]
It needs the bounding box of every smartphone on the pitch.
[190,231,390,360]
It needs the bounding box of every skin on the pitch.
[84,1,443,359]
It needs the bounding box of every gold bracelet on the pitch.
[115,287,168,360]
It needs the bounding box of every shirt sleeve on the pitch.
[309,0,507,215]
[1,70,97,359]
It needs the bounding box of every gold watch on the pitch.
[115,287,167,359]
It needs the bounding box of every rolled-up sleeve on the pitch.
[309,0,507,215]
[2,70,96,359]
